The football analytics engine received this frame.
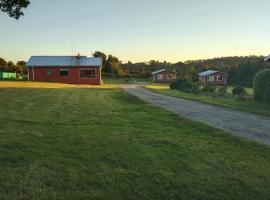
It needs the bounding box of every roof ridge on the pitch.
[30,55,88,57]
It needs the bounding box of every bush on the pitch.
[232,86,246,96]
[254,69,270,104]
[216,86,227,97]
[201,83,217,93]
[170,79,199,94]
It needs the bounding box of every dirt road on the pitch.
[123,85,270,145]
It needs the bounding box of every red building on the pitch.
[152,69,177,83]
[26,55,102,85]
[198,70,228,85]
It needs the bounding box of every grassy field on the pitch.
[0,82,270,200]
[0,81,119,89]
[145,84,270,116]
[227,86,254,95]
[103,77,151,84]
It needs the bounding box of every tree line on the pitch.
[122,55,270,87]
[0,57,26,75]
[1,54,270,87]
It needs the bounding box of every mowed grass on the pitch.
[0,81,119,89]
[227,86,254,95]
[0,82,270,200]
[103,77,151,84]
[145,84,270,116]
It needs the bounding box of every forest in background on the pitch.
[122,55,270,87]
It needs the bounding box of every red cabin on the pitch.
[26,55,102,85]
[198,70,228,85]
[152,69,177,83]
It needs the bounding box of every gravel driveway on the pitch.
[123,85,270,145]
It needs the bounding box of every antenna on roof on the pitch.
[70,34,74,56]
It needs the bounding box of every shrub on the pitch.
[216,86,227,97]
[232,86,246,96]
[201,83,217,93]
[254,69,270,104]
[170,79,199,94]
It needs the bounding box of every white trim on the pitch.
[217,75,223,81]
[27,68,29,80]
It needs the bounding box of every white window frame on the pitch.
[217,75,223,81]
[207,75,214,82]
[157,74,163,80]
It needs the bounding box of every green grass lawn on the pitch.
[103,77,151,84]
[0,82,270,199]
[145,84,270,116]
[227,86,254,95]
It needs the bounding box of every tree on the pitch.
[0,0,30,19]
[0,57,8,71]
[13,65,24,74]
[7,61,14,67]
[254,69,270,104]
[17,61,26,67]
[0,57,7,67]
[92,51,107,69]
[17,60,27,74]
[106,55,123,76]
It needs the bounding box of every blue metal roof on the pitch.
[198,70,218,76]
[152,69,166,75]
[26,56,102,67]
[264,55,270,62]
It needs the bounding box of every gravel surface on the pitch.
[123,85,270,145]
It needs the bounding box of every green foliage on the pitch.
[16,61,26,66]
[232,86,247,96]
[107,55,125,77]
[0,57,27,75]
[254,69,270,104]
[264,84,270,104]
[170,79,199,94]
[92,51,107,68]
[147,85,270,116]
[228,63,267,87]
[0,57,8,71]
[93,51,126,77]
[0,0,30,19]
[122,56,268,86]
[201,83,217,93]
[216,86,227,97]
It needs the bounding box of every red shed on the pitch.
[198,70,227,85]
[152,69,176,83]
[26,55,102,85]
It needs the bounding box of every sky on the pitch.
[1,0,270,63]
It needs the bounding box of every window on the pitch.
[207,75,214,82]
[166,74,172,79]
[60,69,69,76]
[217,75,223,81]
[157,74,163,80]
[80,69,96,78]
[46,69,52,75]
